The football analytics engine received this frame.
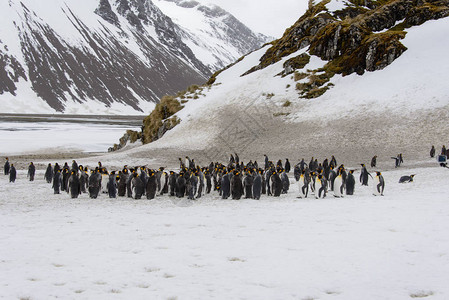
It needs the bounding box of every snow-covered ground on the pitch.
[1,160,448,299]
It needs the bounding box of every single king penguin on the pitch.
[45,163,53,183]
[430,145,435,158]
[243,172,254,199]
[27,162,35,181]
[88,169,101,199]
[345,170,356,195]
[271,171,283,197]
[146,170,157,200]
[399,174,415,183]
[68,171,81,199]
[316,175,327,199]
[53,170,62,194]
[9,164,16,183]
[252,171,262,200]
[360,164,371,186]
[176,173,186,198]
[4,157,10,176]
[131,173,144,199]
[231,171,244,200]
[373,172,385,196]
[281,170,289,194]
[333,172,344,198]
[298,172,308,198]
[169,171,177,196]
[107,171,117,198]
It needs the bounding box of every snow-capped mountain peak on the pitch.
[154,0,272,71]
[0,0,268,114]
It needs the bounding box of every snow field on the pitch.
[1,163,449,299]
[0,121,141,156]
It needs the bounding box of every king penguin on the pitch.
[316,175,327,199]
[333,172,344,198]
[399,174,415,183]
[373,172,385,196]
[297,172,308,199]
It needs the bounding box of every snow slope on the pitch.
[1,161,448,299]
[129,16,449,165]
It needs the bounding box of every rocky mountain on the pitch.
[0,0,268,114]
[154,0,272,71]
[117,0,449,163]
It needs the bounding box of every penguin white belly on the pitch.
[373,177,381,196]
[315,179,323,199]
[298,176,307,198]
[132,186,137,198]
[101,175,108,193]
[334,176,343,197]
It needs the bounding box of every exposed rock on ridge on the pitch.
[245,0,449,76]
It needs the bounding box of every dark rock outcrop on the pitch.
[0,46,27,96]
[94,0,120,27]
[244,0,449,77]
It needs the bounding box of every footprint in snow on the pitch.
[228,257,246,262]
[410,291,434,298]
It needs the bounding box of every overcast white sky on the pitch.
[196,0,309,38]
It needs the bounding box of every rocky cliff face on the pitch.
[0,45,27,97]
[245,0,449,76]
[0,0,267,113]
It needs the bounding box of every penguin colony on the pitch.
[3,154,390,199]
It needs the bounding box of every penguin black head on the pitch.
[376,172,381,176]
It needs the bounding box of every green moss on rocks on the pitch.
[294,72,309,81]
[142,95,183,144]
[109,130,142,152]
[280,53,311,76]
[244,0,449,80]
